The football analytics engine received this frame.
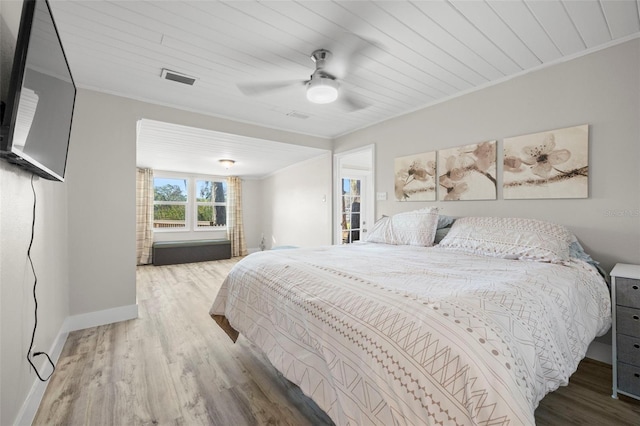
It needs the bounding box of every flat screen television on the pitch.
[0,0,76,182]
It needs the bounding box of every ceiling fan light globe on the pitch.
[306,78,339,104]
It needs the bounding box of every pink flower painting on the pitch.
[503,125,588,199]
[394,151,437,201]
[437,141,497,201]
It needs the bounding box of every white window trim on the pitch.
[153,174,189,232]
[193,177,227,232]
[153,172,227,233]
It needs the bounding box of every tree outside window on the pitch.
[153,178,188,229]
[196,180,227,228]
[153,176,227,231]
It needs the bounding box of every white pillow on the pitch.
[366,208,439,247]
[365,216,393,244]
[438,217,572,263]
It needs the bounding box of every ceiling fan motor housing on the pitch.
[310,49,332,70]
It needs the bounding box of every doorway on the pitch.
[334,145,374,245]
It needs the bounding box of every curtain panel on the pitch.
[136,168,154,265]
[227,176,248,257]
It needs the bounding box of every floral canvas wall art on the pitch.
[394,151,436,201]
[437,141,497,201]
[503,124,588,199]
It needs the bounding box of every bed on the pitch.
[210,213,611,425]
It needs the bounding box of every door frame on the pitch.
[333,145,375,245]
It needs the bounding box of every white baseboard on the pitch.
[63,303,138,332]
[585,341,612,364]
[13,328,68,426]
[13,304,139,425]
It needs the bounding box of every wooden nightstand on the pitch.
[611,263,640,400]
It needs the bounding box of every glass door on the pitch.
[340,177,364,244]
[334,145,374,245]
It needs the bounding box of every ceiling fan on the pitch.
[304,49,341,104]
[237,37,380,112]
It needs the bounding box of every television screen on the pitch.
[0,0,76,182]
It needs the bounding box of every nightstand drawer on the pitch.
[618,362,640,396]
[618,334,640,366]
[617,306,640,336]
[616,277,640,308]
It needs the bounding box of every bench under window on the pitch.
[152,239,231,266]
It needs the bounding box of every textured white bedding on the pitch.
[210,243,611,425]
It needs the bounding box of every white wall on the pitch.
[67,89,331,317]
[260,154,333,249]
[334,39,640,360]
[1,1,71,424]
[0,167,71,426]
[335,39,640,273]
[66,91,138,316]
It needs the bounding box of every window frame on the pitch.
[153,175,189,232]
[340,176,362,244]
[152,173,227,233]
[193,178,228,231]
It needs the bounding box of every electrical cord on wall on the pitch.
[26,173,55,381]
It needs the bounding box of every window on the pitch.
[195,180,227,228]
[340,178,361,244]
[153,175,227,231]
[154,177,188,229]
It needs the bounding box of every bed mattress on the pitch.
[210,243,611,425]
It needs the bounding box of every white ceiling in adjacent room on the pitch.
[136,119,329,178]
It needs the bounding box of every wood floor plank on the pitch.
[536,358,640,425]
[33,258,640,425]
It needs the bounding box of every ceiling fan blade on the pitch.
[340,91,371,112]
[324,32,385,80]
[237,79,305,96]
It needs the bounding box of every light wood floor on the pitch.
[34,259,640,425]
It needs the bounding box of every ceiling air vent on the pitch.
[161,68,197,86]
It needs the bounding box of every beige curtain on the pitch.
[136,168,154,265]
[227,176,247,257]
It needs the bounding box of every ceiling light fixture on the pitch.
[306,76,339,104]
[219,159,235,169]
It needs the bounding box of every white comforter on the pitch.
[210,243,611,425]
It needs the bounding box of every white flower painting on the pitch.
[503,124,588,199]
[394,151,436,201]
[437,141,497,201]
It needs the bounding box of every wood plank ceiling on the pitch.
[46,0,640,174]
[136,119,329,177]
